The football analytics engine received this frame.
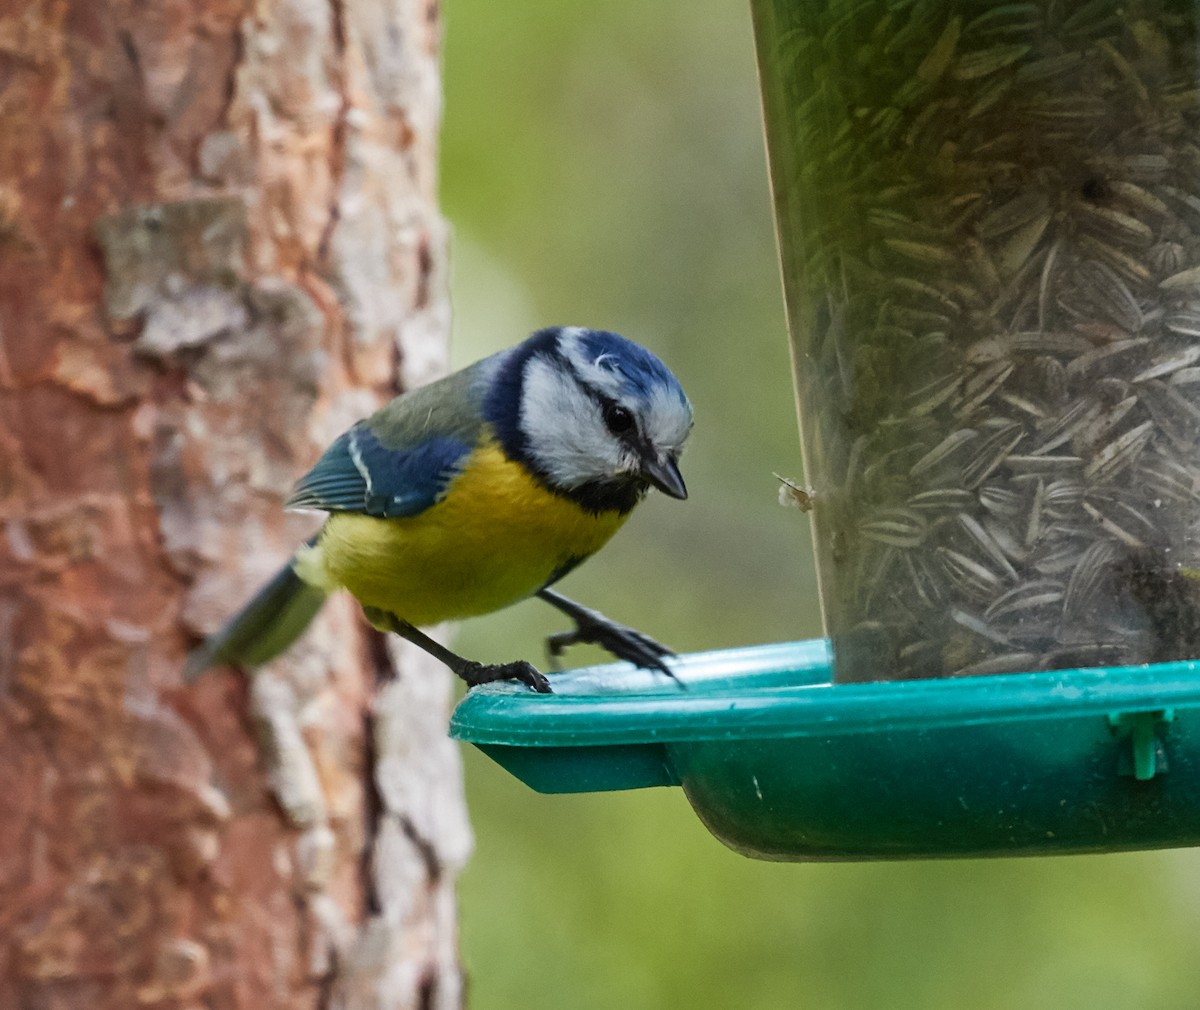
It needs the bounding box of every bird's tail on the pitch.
[184,547,329,682]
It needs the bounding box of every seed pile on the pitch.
[760,0,1200,679]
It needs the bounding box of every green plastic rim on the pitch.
[451,639,1200,742]
[451,641,1200,860]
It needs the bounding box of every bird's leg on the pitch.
[363,607,551,694]
[536,587,681,684]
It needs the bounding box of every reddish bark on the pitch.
[0,2,466,1007]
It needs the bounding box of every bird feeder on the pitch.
[755,0,1200,683]
[452,0,1200,859]
[451,642,1200,859]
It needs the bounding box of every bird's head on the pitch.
[487,327,693,513]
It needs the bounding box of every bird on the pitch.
[185,325,693,693]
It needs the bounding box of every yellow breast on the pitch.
[312,441,630,626]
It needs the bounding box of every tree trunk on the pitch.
[0,2,469,1008]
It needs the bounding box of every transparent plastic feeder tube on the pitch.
[752,0,1200,681]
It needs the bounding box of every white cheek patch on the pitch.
[645,385,693,454]
[520,357,623,487]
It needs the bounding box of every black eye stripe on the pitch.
[565,366,638,438]
[553,351,642,441]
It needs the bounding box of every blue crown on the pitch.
[573,329,687,404]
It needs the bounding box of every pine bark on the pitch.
[0,2,469,1007]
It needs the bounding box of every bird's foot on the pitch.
[363,606,552,693]
[458,659,552,694]
[547,609,680,683]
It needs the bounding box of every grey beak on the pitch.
[641,454,688,500]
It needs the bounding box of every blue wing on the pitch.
[285,422,472,519]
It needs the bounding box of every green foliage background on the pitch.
[438,2,1200,1006]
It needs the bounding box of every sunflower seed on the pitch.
[961,421,1024,486]
[1005,454,1084,473]
[1159,265,1200,290]
[1137,454,1200,503]
[1061,0,1121,36]
[1082,421,1154,482]
[1063,540,1121,621]
[1031,538,1089,576]
[954,652,1040,677]
[985,580,1065,620]
[939,546,1008,598]
[1082,501,1147,549]
[1110,180,1171,221]
[978,483,1025,517]
[1006,330,1093,355]
[1076,234,1154,285]
[953,43,1031,80]
[1015,51,1084,83]
[1165,308,1200,337]
[1073,261,1145,332]
[1095,39,1151,105]
[1072,394,1139,452]
[1084,491,1163,544]
[859,508,929,548]
[954,361,1015,417]
[958,512,1020,580]
[996,211,1052,276]
[1161,184,1200,228]
[1079,203,1155,248]
[981,514,1029,564]
[884,237,960,267]
[1043,479,1086,517]
[910,428,979,478]
[1027,355,1068,405]
[1065,339,1151,381]
[966,75,1016,117]
[1025,477,1047,548]
[907,487,977,512]
[1025,94,1110,125]
[1132,345,1200,381]
[892,275,962,310]
[1168,366,1200,387]
[1030,397,1100,454]
[1149,242,1189,276]
[977,195,1052,243]
[1136,380,1200,449]
[916,15,962,83]
[858,546,900,612]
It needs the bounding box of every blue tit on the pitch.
[186,325,693,693]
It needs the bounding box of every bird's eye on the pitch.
[602,402,636,436]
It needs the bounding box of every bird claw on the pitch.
[546,610,681,683]
[460,659,552,694]
[364,606,553,694]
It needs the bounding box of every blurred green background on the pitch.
[438,2,1200,1008]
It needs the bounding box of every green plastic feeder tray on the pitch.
[450,641,1200,860]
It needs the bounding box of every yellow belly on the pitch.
[312,443,629,626]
